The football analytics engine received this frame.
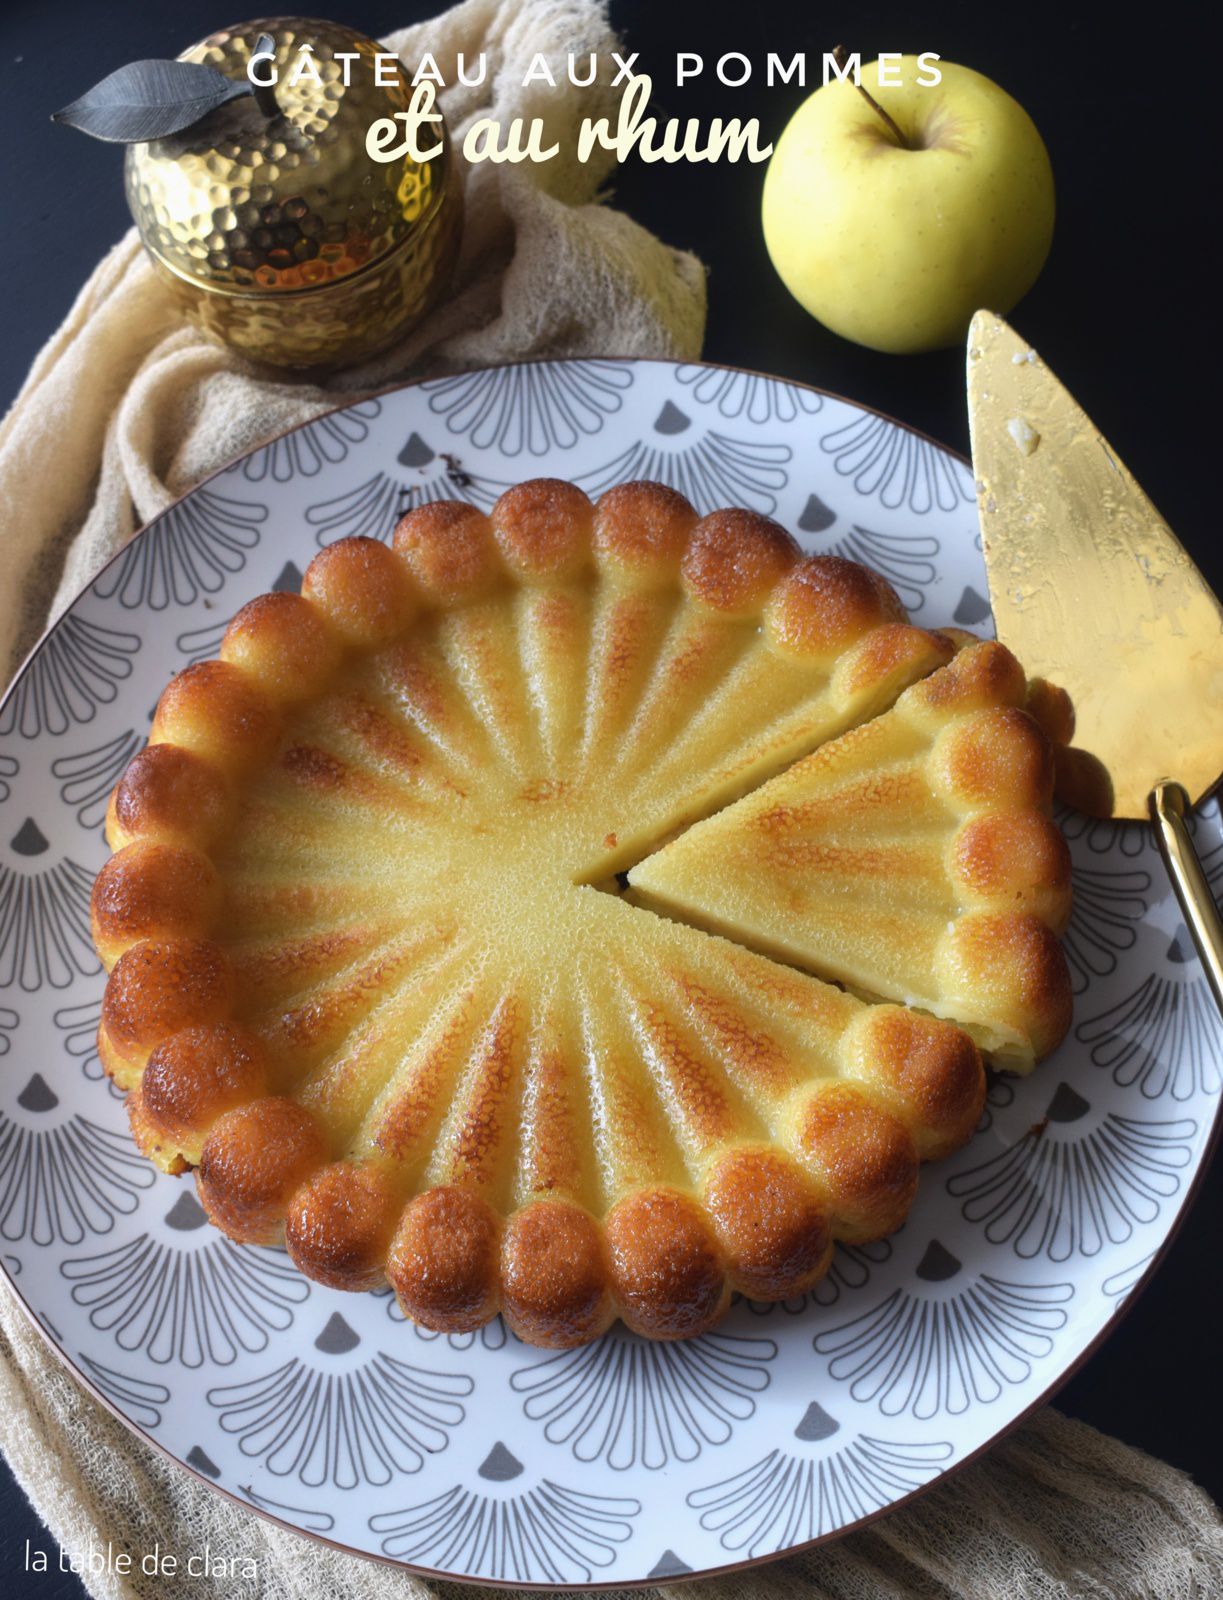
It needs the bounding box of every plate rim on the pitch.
[1,353,1218,1590]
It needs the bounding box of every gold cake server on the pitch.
[966,309,1223,1015]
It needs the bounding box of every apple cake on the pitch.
[90,478,1073,1347]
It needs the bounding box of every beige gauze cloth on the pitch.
[0,1,1220,1596]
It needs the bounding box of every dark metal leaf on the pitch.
[52,58,251,143]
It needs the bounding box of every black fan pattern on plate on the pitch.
[78,1352,170,1429]
[510,1330,775,1470]
[0,1105,153,1245]
[0,751,16,803]
[674,366,823,422]
[1198,801,1223,879]
[816,524,939,614]
[368,1479,640,1582]
[0,853,99,990]
[52,729,142,830]
[812,1249,1072,1417]
[575,429,790,516]
[819,412,973,514]
[54,994,120,1097]
[1101,1252,1153,1301]
[686,1433,953,1556]
[176,618,229,670]
[1077,973,1222,1101]
[423,361,634,455]
[60,1228,311,1366]
[1062,861,1150,994]
[742,1239,894,1315]
[977,1072,1016,1135]
[92,491,268,610]
[233,400,383,483]
[0,615,140,738]
[1055,807,1151,860]
[1067,804,1221,1097]
[241,1483,337,1533]
[207,1343,472,1488]
[0,1002,17,1057]
[304,460,501,548]
[380,1288,511,1349]
[946,1087,1195,1259]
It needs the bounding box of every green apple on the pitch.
[762,57,1054,354]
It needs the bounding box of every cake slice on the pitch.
[629,640,1073,1069]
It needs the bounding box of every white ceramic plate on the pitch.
[1,358,1219,1588]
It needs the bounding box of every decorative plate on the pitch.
[1,359,1219,1589]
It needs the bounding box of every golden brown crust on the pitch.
[605,1188,728,1339]
[96,1022,136,1090]
[951,811,1073,932]
[197,1097,329,1245]
[151,660,279,774]
[910,637,1028,715]
[100,938,234,1066]
[392,500,501,603]
[938,912,1073,1063]
[592,480,698,582]
[284,1161,403,1291]
[91,842,220,969]
[303,537,417,647]
[766,555,906,658]
[937,626,983,653]
[681,509,799,615]
[491,479,593,579]
[501,1199,614,1347]
[910,642,1071,1062]
[844,1008,985,1162]
[221,591,342,702]
[387,1186,503,1332]
[934,705,1054,812]
[126,1093,190,1175]
[833,622,956,704]
[790,1082,920,1243]
[139,1023,270,1161]
[703,1148,832,1301]
[108,743,231,851]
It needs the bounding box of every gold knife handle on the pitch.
[1149,781,1223,1017]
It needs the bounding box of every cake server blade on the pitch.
[966,309,1223,1013]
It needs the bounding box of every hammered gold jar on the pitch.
[125,19,462,368]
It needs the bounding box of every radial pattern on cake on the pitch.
[91,478,1071,1347]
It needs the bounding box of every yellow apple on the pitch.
[762,57,1054,354]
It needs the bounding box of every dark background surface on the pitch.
[1,1,1219,1593]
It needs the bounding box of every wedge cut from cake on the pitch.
[89,478,1072,1348]
[629,639,1073,1070]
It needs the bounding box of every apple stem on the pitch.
[833,45,913,149]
